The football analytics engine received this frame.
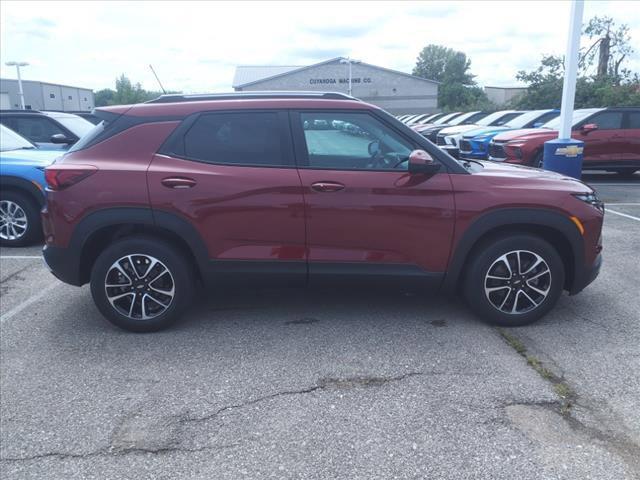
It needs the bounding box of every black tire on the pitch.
[615,168,637,178]
[533,151,544,169]
[90,236,194,332]
[0,190,42,247]
[463,234,565,327]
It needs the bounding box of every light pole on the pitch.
[339,57,361,96]
[5,61,29,109]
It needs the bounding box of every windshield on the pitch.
[434,112,460,125]
[504,110,547,129]
[477,111,516,126]
[0,124,36,151]
[542,110,599,129]
[53,115,94,137]
[448,111,479,126]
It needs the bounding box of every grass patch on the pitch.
[497,328,576,415]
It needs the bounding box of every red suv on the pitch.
[42,92,604,332]
[489,107,640,176]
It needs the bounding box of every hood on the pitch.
[473,160,591,193]
[492,128,556,143]
[438,124,480,136]
[0,148,61,167]
[412,123,444,133]
[463,126,509,139]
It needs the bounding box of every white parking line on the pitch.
[0,255,42,259]
[0,281,60,324]
[606,203,640,206]
[606,209,640,222]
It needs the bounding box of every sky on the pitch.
[1,1,639,93]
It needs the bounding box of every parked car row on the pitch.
[396,107,640,176]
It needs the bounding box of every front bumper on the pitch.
[43,244,84,286]
[570,253,602,295]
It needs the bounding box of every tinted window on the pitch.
[587,111,623,130]
[5,116,65,143]
[299,112,413,171]
[626,112,640,129]
[183,112,284,166]
[490,112,522,126]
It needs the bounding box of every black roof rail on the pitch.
[145,91,358,104]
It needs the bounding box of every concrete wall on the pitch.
[236,60,438,115]
[0,78,94,111]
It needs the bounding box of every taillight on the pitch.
[45,165,97,191]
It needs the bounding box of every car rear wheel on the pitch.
[534,151,544,169]
[463,234,565,327]
[0,191,42,247]
[90,236,194,332]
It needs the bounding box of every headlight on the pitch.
[573,192,604,212]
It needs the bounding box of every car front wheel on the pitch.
[90,236,194,332]
[464,234,565,326]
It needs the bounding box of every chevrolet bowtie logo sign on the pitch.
[555,145,584,157]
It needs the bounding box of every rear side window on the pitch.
[182,112,285,166]
[626,112,640,129]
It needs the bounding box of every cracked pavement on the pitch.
[1,174,639,479]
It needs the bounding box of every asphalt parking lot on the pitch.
[1,172,639,480]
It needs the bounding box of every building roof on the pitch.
[0,77,93,91]
[232,66,302,88]
[233,57,440,88]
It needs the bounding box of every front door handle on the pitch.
[161,177,197,189]
[311,181,345,192]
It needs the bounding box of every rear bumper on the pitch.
[569,253,602,295]
[42,244,83,286]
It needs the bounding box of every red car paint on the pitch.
[42,95,603,298]
[490,107,640,172]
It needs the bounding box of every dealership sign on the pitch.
[310,77,373,85]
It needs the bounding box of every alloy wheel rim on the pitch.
[105,254,175,320]
[0,200,28,240]
[484,250,551,315]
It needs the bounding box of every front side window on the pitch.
[10,117,65,143]
[585,111,623,130]
[299,112,413,171]
[183,112,284,166]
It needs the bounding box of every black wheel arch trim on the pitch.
[0,176,46,207]
[52,207,210,286]
[443,207,586,294]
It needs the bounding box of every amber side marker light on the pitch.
[570,216,585,235]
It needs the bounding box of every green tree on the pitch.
[581,16,634,80]
[94,74,180,107]
[413,44,488,110]
[511,16,639,109]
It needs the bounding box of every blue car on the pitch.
[0,124,61,246]
[458,109,560,160]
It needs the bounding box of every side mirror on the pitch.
[408,149,440,175]
[581,123,598,134]
[50,133,73,144]
[368,140,381,157]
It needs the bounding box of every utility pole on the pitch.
[542,0,585,179]
[339,57,361,96]
[5,61,29,109]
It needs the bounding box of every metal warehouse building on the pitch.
[0,78,94,111]
[233,57,439,114]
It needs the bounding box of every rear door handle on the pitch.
[311,181,345,192]
[161,177,197,189]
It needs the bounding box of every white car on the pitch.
[436,110,525,153]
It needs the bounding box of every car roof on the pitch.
[100,97,374,118]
